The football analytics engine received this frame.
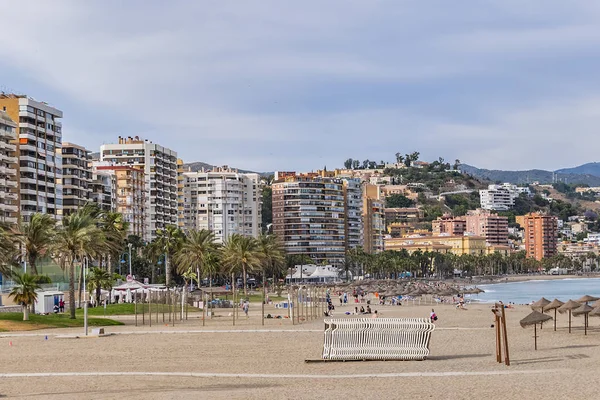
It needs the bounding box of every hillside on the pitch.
[555,162,600,177]
[183,161,272,176]
[460,164,600,186]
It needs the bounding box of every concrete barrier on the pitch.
[322,318,435,361]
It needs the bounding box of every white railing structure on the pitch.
[322,318,435,361]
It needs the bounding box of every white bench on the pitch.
[322,318,435,361]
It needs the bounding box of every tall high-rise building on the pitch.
[272,173,363,266]
[431,209,509,246]
[0,94,63,222]
[182,166,261,243]
[344,178,363,251]
[464,209,509,246]
[0,111,18,224]
[100,136,177,241]
[362,184,385,254]
[177,159,185,229]
[517,213,558,260]
[61,143,92,215]
[89,164,116,213]
[95,164,146,238]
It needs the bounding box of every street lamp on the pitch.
[128,243,133,277]
[83,257,89,336]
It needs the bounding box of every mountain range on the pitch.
[461,163,600,186]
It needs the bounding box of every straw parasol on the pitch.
[520,311,553,350]
[576,295,600,304]
[592,299,600,309]
[573,304,594,335]
[543,299,564,331]
[531,297,551,311]
[531,298,551,330]
[590,306,600,317]
[558,300,581,334]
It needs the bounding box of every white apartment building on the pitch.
[344,178,363,251]
[89,164,116,213]
[0,111,18,224]
[0,94,63,222]
[182,166,261,243]
[61,142,92,215]
[480,183,531,211]
[100,136,177,241]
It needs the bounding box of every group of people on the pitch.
[52,300,66,314]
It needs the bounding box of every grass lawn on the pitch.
[0,313,123,332]
[76,303,200,316]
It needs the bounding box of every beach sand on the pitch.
[1,299,599,399]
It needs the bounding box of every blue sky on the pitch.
[1,0,599,172]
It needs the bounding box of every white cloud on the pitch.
[1,0,600,171]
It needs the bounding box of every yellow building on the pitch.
[362,183,385,253]
[385,235,489,256]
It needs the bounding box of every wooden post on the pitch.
[202,292,206,327]
[134,291,138,327]
[534,323,537,350]
[142,291,145,325]
[495,311,501,363]
[500,305,510,366]
[162,292,165,323]
[569,310,572,333]
[291,287,295,326]
[232,275,236,327]
[554,309,557,331]
[262,274,265,326]
[149,292,152,328]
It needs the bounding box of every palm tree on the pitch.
[222,234,261,296]
[175,229,218,279]
[0,224,17,278]
[98,210,129,275]
[13,213,56,275]
[52,208,106,319]
[202,251,221,288]
[87,267,113,306]
[9,272,40,321]
[154,225,184,286]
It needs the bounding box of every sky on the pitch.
[1,1,599,172]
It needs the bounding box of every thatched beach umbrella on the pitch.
[531,297,551,312]
[590,306,600,317]
[558,300,581,334]
[531,298,551,330]
[520,311,553,350]
[591,299,600,309]
[573,304,594,335]
[576,295,599,304]
[543,299,564,331]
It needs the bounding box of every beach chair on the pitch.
[322,318,435,361]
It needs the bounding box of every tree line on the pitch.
[344,247,596,279]
[0,204,286,320]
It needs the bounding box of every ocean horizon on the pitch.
[472,278,600,304]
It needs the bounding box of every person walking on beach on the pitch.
[430,309,438,323]
[243,301,249,318]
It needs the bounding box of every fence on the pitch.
[322,318,435,361]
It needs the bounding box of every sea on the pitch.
[472,278,600,304]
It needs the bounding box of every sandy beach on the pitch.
[1,297,600,400]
